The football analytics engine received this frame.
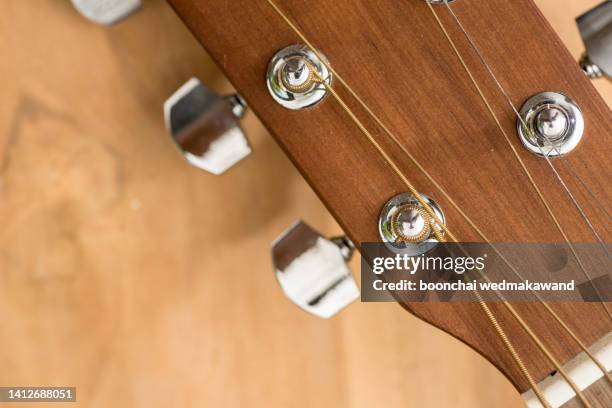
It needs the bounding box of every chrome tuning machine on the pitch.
[379,192,446,255]
[272,221,358,319]
[71,0,141,25]
[267,44,332,110]
[577,1,612,79]
[164,78,251,175]
[517,92,584,157]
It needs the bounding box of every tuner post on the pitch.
[517,92,584,158]
[267,44,332,110]
[379,192,446,255]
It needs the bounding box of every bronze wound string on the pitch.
[306,69,560,403]
[427,0,608,400]
[264,1,605,405]
[438,0,611,320]
[309,68,585,404]
[437,0,612,383]
[311,63,557,408]
[264,0,551,405]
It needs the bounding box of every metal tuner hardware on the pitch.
[272,221,358,319]
[517,92,584,158]
[267,44,332,110]
[164,78,251,175]
[379,192,446,256]
[71,0,141,25]
[577,1,612,79]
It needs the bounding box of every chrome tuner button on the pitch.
[577,1,612,78]
[535,107,569,141]
[266,44,332,110]
[272,221,358,319]
[379,192,445,256]
[517,92,584,157]
[164,78,251,175]
[71,0,141,25]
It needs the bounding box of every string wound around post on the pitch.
[266,44,332,110]
[379,192,446,255]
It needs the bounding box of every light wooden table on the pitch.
[0,1,608,407]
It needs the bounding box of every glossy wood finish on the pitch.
[0,2,526,407]
[167,0,612,393]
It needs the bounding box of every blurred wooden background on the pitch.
[0,1,609,407]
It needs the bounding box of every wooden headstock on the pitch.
[166,0,611,403]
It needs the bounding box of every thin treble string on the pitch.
[426,0,608,323]
[265,2,601,405]
[440,1,612,319]
[416,6,598,401]
[264,1,592,403]
[544,147,610,260]
[264,1,552,405]
[565,159,612,222]
[315,70,580,407]
[439,4,612,245]
[551,148,612,256]
[312,64,555,408]
[548,149,611,259]
[265,0,501,242]
[427,0,610,391]
[265,0,456,241]
[439,0,612,380]
[432,0,611,392]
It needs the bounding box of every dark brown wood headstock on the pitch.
[166,0,611,403]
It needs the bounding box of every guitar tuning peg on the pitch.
[164,78,252,175]
[71,0,141,25]
[576,1,612,79]
[272,220,359,319]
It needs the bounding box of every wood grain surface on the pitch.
[0,1,608,407]
[167,0,612,394]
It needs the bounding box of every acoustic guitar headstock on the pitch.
[74,0,612,406]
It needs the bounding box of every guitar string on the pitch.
[264,1,594,405]
[427,0,608,400]
[438,0,612,382]
[548,152,610,259]
[264,1,557,405]
[428,0,609,324]
[440,0,612,319]
[430,0,612,383]
[565,159,612,222]
[264,1,599,405]
[547,154,611,259]
[548,152,611,258]
[312,69,552,408]
[427,0,610,394]
[548,147,612,258]
[427,0,609,399]
[320,76,589,407]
